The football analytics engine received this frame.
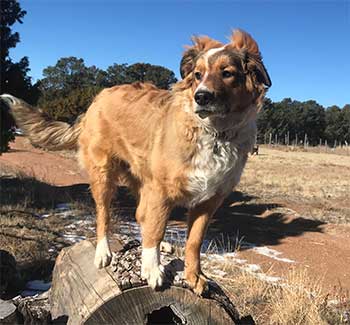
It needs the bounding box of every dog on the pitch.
[1,29,271,295]
[251,144,259,155]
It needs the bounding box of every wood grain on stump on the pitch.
[50,236,252,325]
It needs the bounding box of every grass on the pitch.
[202,250,350,324]
[239,146,350,224]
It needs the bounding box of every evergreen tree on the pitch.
[0,0,39,152]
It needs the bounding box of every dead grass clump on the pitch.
[269,269,326,324]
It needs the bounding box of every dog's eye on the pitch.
[194,72,202,81]
[222,70,234,79]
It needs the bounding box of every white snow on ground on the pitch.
[244,264,261,272]
[55,203,71,211]
[20,280,51,297]
[244,244,295,263]
[62,233,86,243]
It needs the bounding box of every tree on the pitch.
[105,63,129,86]
[257,98,326,145]
[105,63,177,89]
[324,105,342,145]
[39,57,108,94]
[38,57,108,122]
[124,63,177,89]
[299,100,325,145]
[341,104,350,143]
[38,59,178,122]
[0,0,39,152]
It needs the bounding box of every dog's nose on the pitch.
[194,90,214,106]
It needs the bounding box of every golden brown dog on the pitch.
[1,29,271,295]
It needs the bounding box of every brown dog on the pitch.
[1,29,271,295]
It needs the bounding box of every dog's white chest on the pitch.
[186,133,245,207]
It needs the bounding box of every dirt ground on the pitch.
[1,137,350,297]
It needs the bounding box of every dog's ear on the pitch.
[230,29,271,87]
[180,48,199,79]
[180,36,223,79]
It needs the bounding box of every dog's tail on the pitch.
[0,94,84,151]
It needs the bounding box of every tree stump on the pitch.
[50,236,253,324]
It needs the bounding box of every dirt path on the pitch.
[0,137,87,185]
[1,137,350,294]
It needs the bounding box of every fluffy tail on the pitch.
[0,94,84,151]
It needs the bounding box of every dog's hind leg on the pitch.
[136,184,172,289]
[185,195,223,295]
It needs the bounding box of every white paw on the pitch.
[94,237,112,269]
[141,246,165,289]
[142,264,165,289]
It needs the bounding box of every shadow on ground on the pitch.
[206,191,325,249]
[1,175,325,251]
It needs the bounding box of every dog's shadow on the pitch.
[169,191,325,250]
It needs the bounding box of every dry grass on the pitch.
[239,146,350,223]
[268,270,325,324]
[271,144,350,157]
[203,255,350,324]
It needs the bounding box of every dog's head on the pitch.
[178,30,271,121]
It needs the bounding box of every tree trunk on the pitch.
[50,236,251,325]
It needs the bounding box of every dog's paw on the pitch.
[94,237,112,269]
[141,246,165,289]
[142,264,165,289]
[185,271,209,296]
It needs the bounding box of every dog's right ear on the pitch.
[180,48,199,79]
[180,36,223,79]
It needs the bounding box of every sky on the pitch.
[10,0,350,108]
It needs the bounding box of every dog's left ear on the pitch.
[230,29,272,88]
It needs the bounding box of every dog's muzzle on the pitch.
[194,91,229,119]
[194,90,216,118]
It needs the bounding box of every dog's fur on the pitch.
[1,29,271,295]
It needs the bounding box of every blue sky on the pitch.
[11,0,350,107]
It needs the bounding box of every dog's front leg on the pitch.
[185,195,223,295]
[90,170,116,269]
[136,185,171,289]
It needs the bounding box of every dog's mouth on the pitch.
[195,105,228,119]
[196,108,214,119]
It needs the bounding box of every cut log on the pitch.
[0,299,17,323]
[50,236,254,325]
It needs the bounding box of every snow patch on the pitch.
[241,242,295,263]
[21,280,51,297]
[62,233,86,243]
